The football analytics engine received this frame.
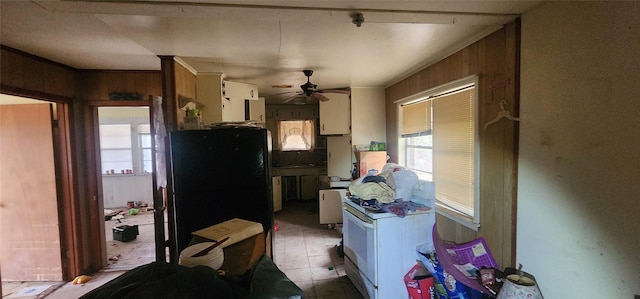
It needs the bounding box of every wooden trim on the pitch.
[159,55,179,262]
[1,85,73,103]
[53,102,81,280]
[86,100,150,107]
[509,17,522,267]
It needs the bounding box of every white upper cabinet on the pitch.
[350,88,386,146]
[197,73,260,125]
[248,97,266,123]
[196,73,231,124]
[319,93,350,135]
[224,80,258,101]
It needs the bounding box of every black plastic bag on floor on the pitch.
[80,262,249,299]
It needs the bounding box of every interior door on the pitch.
[0,103,62,281]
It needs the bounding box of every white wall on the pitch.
[519,2,640,298]
[102,174,153,208]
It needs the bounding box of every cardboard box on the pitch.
[355,150,387,177]
[404,263,435,299]
[189,218,266,277]
[191,218,263,249]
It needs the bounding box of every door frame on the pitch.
[84,99,166,269]
[0,89,80,281]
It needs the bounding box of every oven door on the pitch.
[342,204,377,286]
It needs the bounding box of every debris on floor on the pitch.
[104,209,124,221]
[72,275,92,284]
[7,284,55,297]
[108,254,121,262]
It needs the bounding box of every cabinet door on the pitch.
[351,87,386,146]
[196,74,224,124]
[319,189,346,224]
[300,175,318,200]
[319,93,350,135]
[249,97,266,123]
[327,135,352,179]
[272,176,282,212]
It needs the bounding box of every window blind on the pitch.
[433,88,475,217]
[401,100,431,136]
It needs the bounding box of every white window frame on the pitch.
[396,74,481,230]
[98,107,152,175]
[277,119,316,151]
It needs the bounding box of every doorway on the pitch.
[96,107,160,271]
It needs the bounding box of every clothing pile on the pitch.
[348,163,430,217]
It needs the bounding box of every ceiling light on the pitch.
[351,13,365,27]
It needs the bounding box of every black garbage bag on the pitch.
[80,262,250,299]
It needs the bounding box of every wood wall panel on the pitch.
[385,20,520,268]
[174,63,196,100]
[1,47,76,98]
[77,70,161,101]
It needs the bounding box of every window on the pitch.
[277,120,315,151]
[402,100,433,181]
[398,75,480,230]
[98,107,153,175]
[138,124,153,173]
[100,124,133,173]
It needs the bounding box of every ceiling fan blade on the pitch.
[312,93,331,102]
[317,87,351,95]
[281,94,305,104]
[271,91,298,98]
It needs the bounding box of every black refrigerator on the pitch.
[169,126,273,255]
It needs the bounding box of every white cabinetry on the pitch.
[327,135,352,179]
[197,73,234,124]
[272,176,282,212]
[350,88,386,147]
[224,80,258,101]
[197,73,260,125]
[319,93,350,135]
[248,97,266,123]
[319,189,346,224]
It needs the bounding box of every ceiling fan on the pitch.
[275,70,350,104]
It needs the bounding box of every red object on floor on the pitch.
[274,222,279,232]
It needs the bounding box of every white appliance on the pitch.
[342,197,435,299]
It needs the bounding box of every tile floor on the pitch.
[2,200,363,299]
[273,199,362,299]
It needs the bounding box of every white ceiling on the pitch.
[0,1,540,104]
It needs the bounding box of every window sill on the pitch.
[435,203,480,231]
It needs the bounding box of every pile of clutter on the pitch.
[104,201,151,222]
[347,163,432,217]
[406,228,543,299]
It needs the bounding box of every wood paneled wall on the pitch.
[77,70,162,101]
[1,46,76,99]
[385,20,520,268]
[0,45,165,278]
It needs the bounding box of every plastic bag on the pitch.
[391,169,418,201]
